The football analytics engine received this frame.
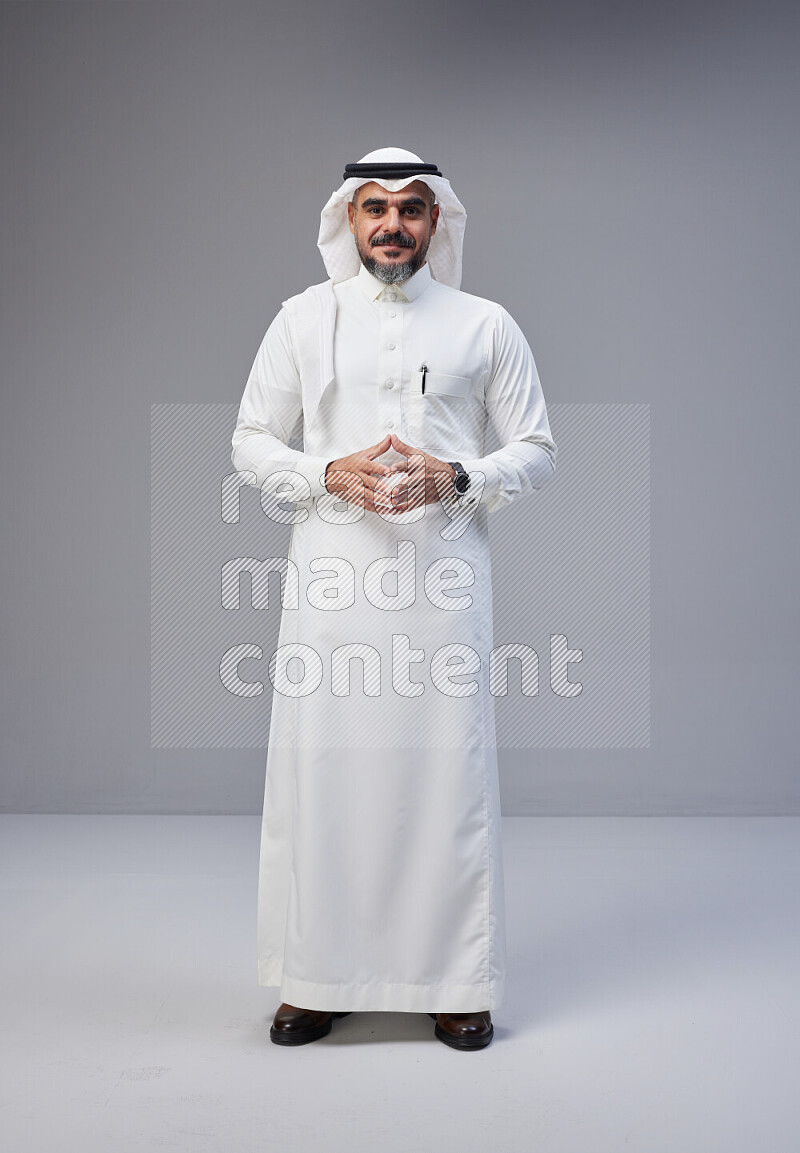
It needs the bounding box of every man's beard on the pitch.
[357,230,431,284]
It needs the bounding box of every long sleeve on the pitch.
[231,307,332,499]
[459,305,557,513]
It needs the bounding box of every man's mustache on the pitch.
[371,232,415,249]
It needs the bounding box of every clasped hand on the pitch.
[324,433,456,515]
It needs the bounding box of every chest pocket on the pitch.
[421,371,473,398]
[404,371,476,454]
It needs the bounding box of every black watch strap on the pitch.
[447,461,471,496]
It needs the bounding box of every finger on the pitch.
[365,490,397,516]
[325,471,358,497]
[391,473,422,503]
[325,466,356,482]
[328,474,372,505]
[389,432,415,456]
[360,470,394,492]
[332,468,384,491]
[361,460,391,477]
[406,454,427,482]
[365,433,392,459]
[329,473,393,513]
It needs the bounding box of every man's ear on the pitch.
[347,200,356,235]
[431,203,440,233]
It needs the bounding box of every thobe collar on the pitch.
[356,260,433,304]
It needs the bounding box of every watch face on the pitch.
[454,472,470,494]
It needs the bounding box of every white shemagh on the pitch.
[291,148,468,431]
[317,146,468,289]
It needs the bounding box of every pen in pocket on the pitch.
[420,363,428,394]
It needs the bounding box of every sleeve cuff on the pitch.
[293,455,332,500]
[458,456,501,510]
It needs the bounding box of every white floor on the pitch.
[1,815,798,1153]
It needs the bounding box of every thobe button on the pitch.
[387,293,397,301]
[386,419,395,428]
[389,310,397,318]
[388,342,396,350]
[384,380,394,389]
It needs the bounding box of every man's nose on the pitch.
[384,206,404,231]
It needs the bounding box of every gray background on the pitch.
[1,0,797,813]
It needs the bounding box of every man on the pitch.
[231,148,557,1050]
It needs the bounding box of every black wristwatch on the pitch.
[447,461,471,496]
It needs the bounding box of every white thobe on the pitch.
[231,260,556,1013]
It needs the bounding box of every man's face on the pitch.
[347,180,439,284]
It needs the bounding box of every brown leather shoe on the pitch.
[429,1011,494,1050]
[270,1002,352,1046]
